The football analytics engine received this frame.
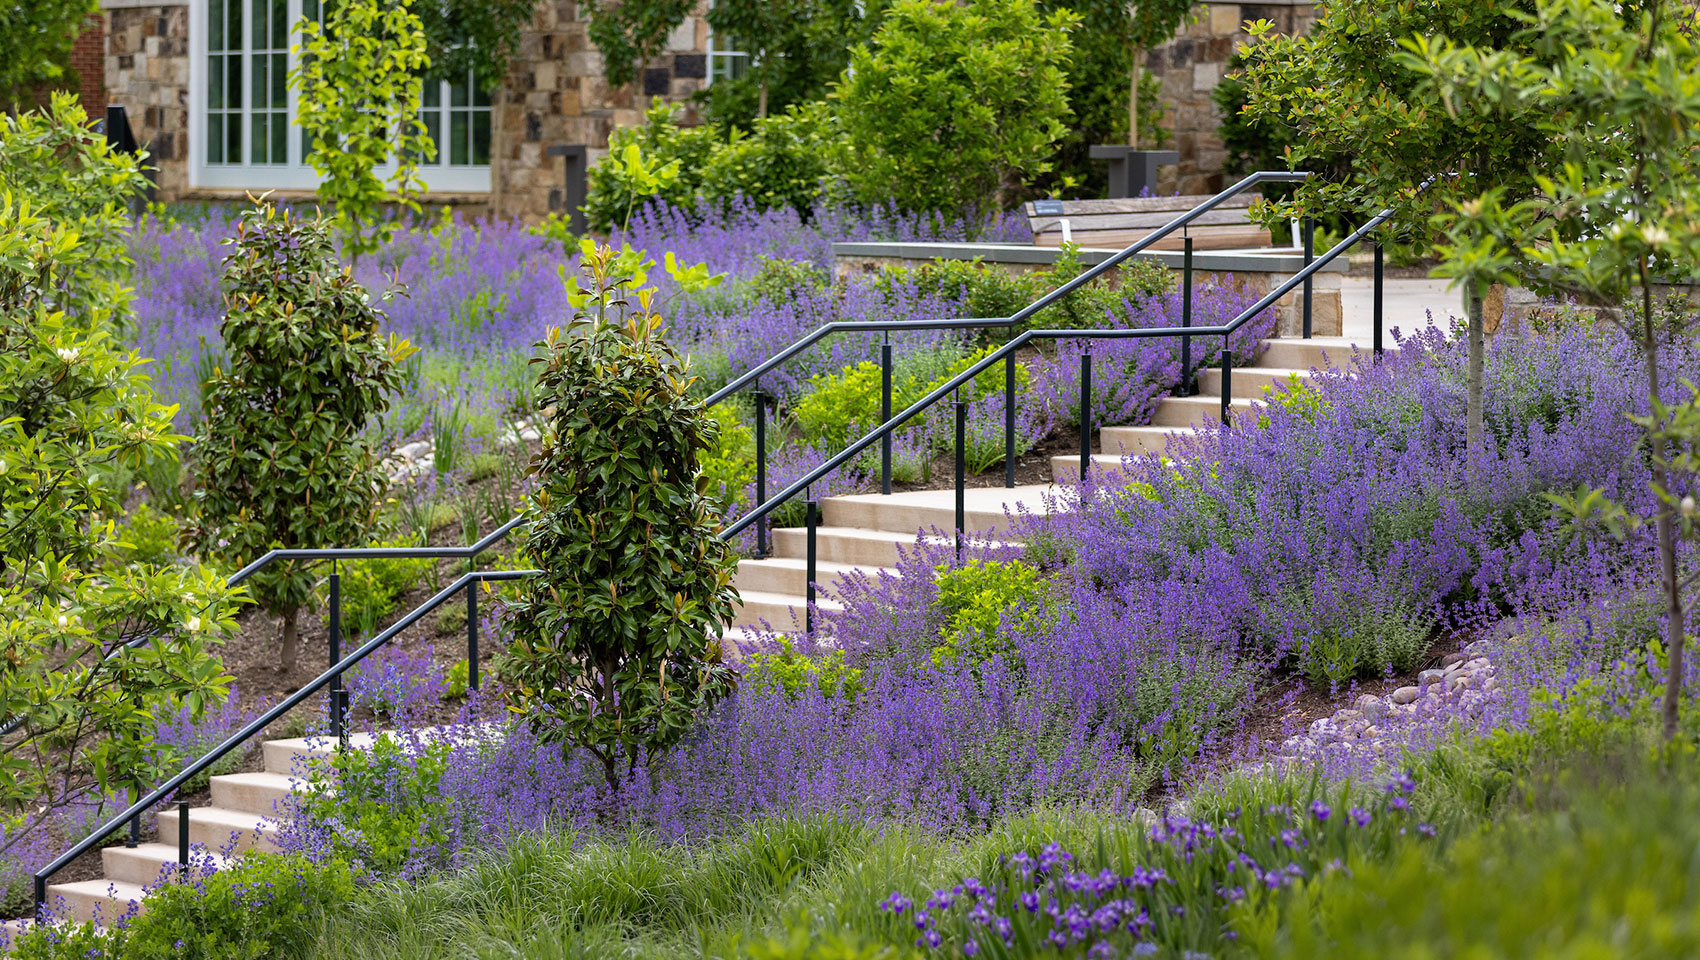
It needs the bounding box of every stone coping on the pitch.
[830,241,1349,275]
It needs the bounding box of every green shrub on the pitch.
[702,403,756,511]
[293,734,454,874]
[584,101,718,232]
[833,0,1078,217]
[931,558,1054,667]
[189,202,414,668]
[792,345,1024,455]
[14,854,359,960]
[698,102,834,217]
[746,256,832,306]
[499,243,739,791]
[113,502,185,568]
[744,638,866,702]
[444,658,470,699]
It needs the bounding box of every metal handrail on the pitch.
[724,201,1403,541]
[33,568,542,908]
[29,171,1325,911]
[702,170,1310,407]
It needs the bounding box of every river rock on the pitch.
[1391,685,1420,705]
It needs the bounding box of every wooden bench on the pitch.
[1024,194,1278,252]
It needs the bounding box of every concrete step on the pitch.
[1097,424,1207,459]
[263,733,382,775]
[100,842,230,887]
[211,771,314,817]
[770,526,941,567]
[731,589,844,630]
[154,806,280,855]
[1256,336,1377,371]
[43,879,145,925]
[1193,366,1315,396]
[1148,395,1258,429]
[733,558,894,596]
[1050,453,1140,484]
[820,485,1053,537]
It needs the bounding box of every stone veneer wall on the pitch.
[103,2,191,198]
[1149,0,1319,196]
[493,0,711,219]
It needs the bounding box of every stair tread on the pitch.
[735,589,846,609]
[47,878,147,900]
[157,805,274,828]
[736,557,892,574]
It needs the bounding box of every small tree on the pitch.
[832,0,1078,217]
[190,203,415,669]
[1403,0,1700,738]
[1235,0,1560,447]
[0,98,238,840]
[500,241,737,793]
[291,0,434,262]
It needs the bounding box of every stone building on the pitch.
[87,0,1314,220]
[97,0,726,218]
[1149,0,1320,196]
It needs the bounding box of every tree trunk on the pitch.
[1127,46,1145,148]
[1640,263,1686,740]
[757,53,769,119]
[1465,283,1485,449]
[280,607,299,670]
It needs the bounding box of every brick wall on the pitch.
[69,16,108,116]
[1150,1,1318,195]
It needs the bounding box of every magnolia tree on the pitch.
[0,98,238,834]
[500,241,737,794]
[191,203,414,669]
[1404,0,1700,738]
[1235,0,1560,447]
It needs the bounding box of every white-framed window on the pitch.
[189,0,492,193]
[707,26,749,84]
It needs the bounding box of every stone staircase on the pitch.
[1052,336,1380,478]
[28,335,1387,934]
[40,736,343,925]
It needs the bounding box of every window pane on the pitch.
[227,112,243,164]
[228,55,243,109]
[251,0,266,48]
[210,0,225,51]
[472,110,490,166]
[473,83,490,108]
[450,111,468,165]
[451,81,468,108]
[271,111,287,163]
[252,112,267,163]
[271,0,287,47]
[208,57,224,108]
[208,114,224,163]
[423,81,440,108]
[303,0,319,22]
[228,0,243,52]
[421,111,441,160]
[251,54,266,109]
[271,52,286,106]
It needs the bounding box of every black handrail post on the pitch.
[754,388,768,559]
[881,339,893,495]
[1221,348,1235,425]
[955,394,967,563]
[328,564,341,733]
[1302,217,1315,339]
[1373,241,1385,360]
[1078,349,1093,484]
[466,578,479,693]
[1181,236,1195,397]
[176,800,190,880]
[1003,350,1016,489]
[33,875,44,916]
[804,492,818,636]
